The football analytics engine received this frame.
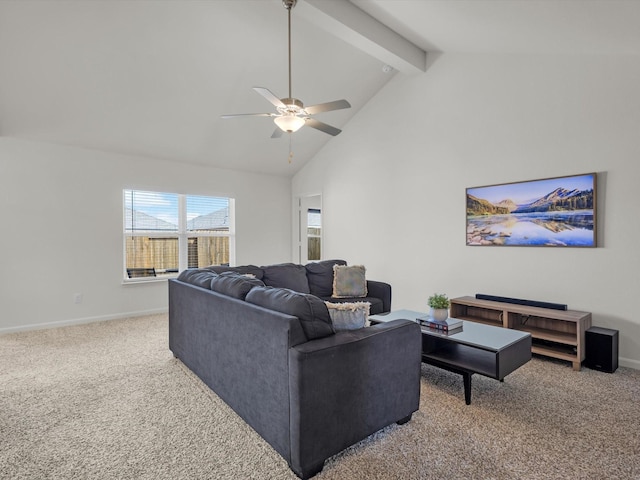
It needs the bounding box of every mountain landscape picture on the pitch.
[466,173,596,247]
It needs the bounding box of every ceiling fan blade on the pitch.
[271,127,283,139]
[305,118,342,136]
[220,113,274,119]
[304,99,351,115]
[253,87,286,109]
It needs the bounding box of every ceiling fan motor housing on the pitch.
[278,97,305,116]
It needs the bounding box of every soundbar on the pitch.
[475,294,567,311]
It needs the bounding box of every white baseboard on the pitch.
[619,357,640,370]
[0,309,168,335]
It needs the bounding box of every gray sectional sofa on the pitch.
[168,260,422,479]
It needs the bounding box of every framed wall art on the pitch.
[466,173,596,247]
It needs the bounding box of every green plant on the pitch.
[428,293,450,309]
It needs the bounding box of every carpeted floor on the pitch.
[1,314,639,479]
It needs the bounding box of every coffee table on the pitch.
[370,309,532,404]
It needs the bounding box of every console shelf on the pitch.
[450,296,592,370]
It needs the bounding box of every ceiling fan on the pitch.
[221,0,351,138]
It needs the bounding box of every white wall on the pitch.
[0,138,291,331]
[293,53,640,368]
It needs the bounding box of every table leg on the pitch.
[463,372,473,405]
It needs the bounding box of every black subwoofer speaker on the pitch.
[585,327,619,373]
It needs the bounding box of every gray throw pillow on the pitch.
[332,264,367,298]
[325,301,370,331]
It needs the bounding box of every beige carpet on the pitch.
[1,314,639,480]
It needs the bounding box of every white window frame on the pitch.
[123,190,235,283]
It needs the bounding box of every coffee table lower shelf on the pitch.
[422,332,532,405]
[422,344,501,405]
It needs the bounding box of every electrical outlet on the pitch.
[73,293,83,304]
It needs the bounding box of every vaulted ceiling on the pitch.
[1,1,639,177]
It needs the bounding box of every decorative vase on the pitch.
[430,307,449,322]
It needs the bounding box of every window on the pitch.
[123,189,235,281]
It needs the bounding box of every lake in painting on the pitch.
[466,174,596,247]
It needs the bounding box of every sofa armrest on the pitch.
[366,280,391,312]
[288,319,421,478]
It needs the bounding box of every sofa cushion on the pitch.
[204,264,264,280]
[261,263,310,293]
[305,259,347,297]
[332,264,367,298]
[246,286,334,340]
[177,268,218,289]
[325,301,370,331]
[209,272,265,300]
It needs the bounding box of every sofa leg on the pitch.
[292,461,324,480]
[396,413,412,425]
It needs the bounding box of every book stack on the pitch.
[417,315,462,333]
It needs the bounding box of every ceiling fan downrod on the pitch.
[283,0,297,100]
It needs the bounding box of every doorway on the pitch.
[296,194,322,264]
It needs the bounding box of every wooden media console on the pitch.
[449,296,592,370]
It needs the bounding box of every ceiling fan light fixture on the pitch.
[274,114,305,133]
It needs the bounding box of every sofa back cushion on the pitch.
[177,269,218,289]
[204,264,264,280]
[209,272,266,300]
[261,263,310,293]
[245,286,334,340]
[305,259,347,297]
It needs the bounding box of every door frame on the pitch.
[293,194,322,264]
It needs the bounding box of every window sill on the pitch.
[122,276,175,286]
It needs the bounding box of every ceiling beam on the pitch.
[297,0,427,74]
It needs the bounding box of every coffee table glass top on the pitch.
[369,309,530,352]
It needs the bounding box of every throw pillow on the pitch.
[332,264,367,298]
[325,301,370,331]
